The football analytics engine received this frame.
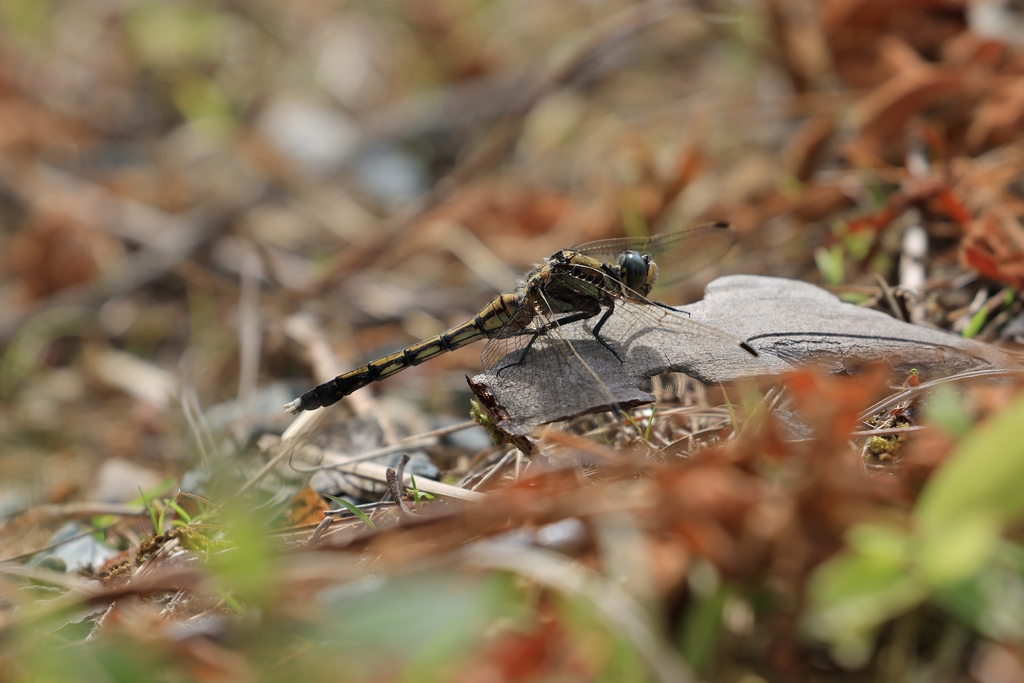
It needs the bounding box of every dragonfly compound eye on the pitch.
[619,250,649,292]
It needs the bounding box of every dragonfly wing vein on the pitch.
[572,221,737,286]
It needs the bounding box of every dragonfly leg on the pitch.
[589,303,624,362]
[494,308,600,375]
[495,330,543,376]
[651,300,690,317]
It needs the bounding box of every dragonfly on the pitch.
[284,221,758,414]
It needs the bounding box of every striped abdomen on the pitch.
[284,292,526,413]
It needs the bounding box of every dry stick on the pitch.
[642,405,731,419]
[304,444,485,503]
[308,516,334,543]
[237,314,341,496]
[393,454,410,497]
[237,410,329,497]
[386,456,424,516]
[874,272,907,323]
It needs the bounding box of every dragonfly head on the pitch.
[618,250,657,295]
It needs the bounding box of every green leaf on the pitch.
[838,291,871,304]
[680,587,728,675]
[915,389,1024,533]
[843,230,873,262]
[814,245,845,286]
[930,541,1024,640]
[125,3,228,69]
[166,501,192,525]
[0,0,50,40]
[171,75,236,139]
[127,477,177,506]
[620,190,649,239]
[805,525,926,643]
[207,505,276,606]
[924,384,973,438]
[846,524,910,562]
[218,590,243,613]
[325,495,377,531]
[321,572,524,680]
[914,513,1000,588]
[408,475,433,504]
[962,306,989,339]
[139,487,158,533]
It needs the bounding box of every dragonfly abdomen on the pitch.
[284,293,524,413]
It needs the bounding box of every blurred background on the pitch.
[5,0,1020,488]
[4,0,1024,679]
[0,0,845,494]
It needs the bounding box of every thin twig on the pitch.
[471,449,515,491]
[308,516,333,543]
[180,387,212,468]
[874,273,906,323]
[858,368,1024,422]
[853,425,927,437]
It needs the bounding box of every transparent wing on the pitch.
[479,291,593,372]
[479,303,541,371]
[479,287,634,427]
[477,262,765,431]
[572,221,737,286]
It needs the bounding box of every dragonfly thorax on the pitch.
[616,250,657,295]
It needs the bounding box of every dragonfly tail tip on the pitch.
[283,398,304,414]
